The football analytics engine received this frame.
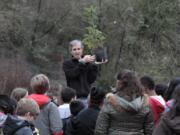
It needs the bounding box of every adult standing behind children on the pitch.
[63,40,98,99]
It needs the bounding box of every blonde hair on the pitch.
[30,74,50,94]
[16,98,40,116]
[11,88,28,102]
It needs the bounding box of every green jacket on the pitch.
[95,93,153,135]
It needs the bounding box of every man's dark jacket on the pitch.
[63,58,98,98]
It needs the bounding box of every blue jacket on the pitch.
[2,115,34,135]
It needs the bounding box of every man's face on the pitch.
[70,43,83,59]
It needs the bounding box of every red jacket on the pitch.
[148,96,166,124]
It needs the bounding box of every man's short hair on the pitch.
[69,40,83,51]
[61,87,76,103]
[140,76,155,90]
[30,74,50,94]
[16,98,40,117]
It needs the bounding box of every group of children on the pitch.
[0,71,180,135]
[0,73,105,135]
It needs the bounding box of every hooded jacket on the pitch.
[1,114,33,135]
[153,113,180,135]
[71,104,101,135]
[28,94,62,135]
[95,93,153,135]
[148,95,166,124]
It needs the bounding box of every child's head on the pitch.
[11,87,28,102]
[16,98,40,122]
[70,100,85,116]
[46,82,63,105]
[30,74,50,94]
[116,70,143,99]
[155,84,168,97]
[88,86,106,106]
[61,87,76,103]
[140,75,155,91]
[0,95,17,115]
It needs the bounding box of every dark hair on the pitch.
[0,95,17,115]
[168,84,180,118]
[70,100,85,116]
[90,86,106,105]
[165,77,180,101]
[155,84,168,97]
[116,70,143,100]
[61,87,76,103]
[140,76,155,90]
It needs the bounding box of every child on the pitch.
[63,100,85,135]
[58,87,76,120]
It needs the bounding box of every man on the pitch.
[63,40,98,99]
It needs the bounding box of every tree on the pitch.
[82,5,106,54]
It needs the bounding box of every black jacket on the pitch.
[71,105,100,135]
[63,58,98,98]
[62,116,75,135]
[3,115,35,135]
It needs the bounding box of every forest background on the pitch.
[0,0,179,94]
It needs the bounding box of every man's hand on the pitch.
[80,55,96,63]
[94,59,108,65]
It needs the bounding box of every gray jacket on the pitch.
[95,93,153,135]
[35,102,62,135]
[29,94,63,135]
